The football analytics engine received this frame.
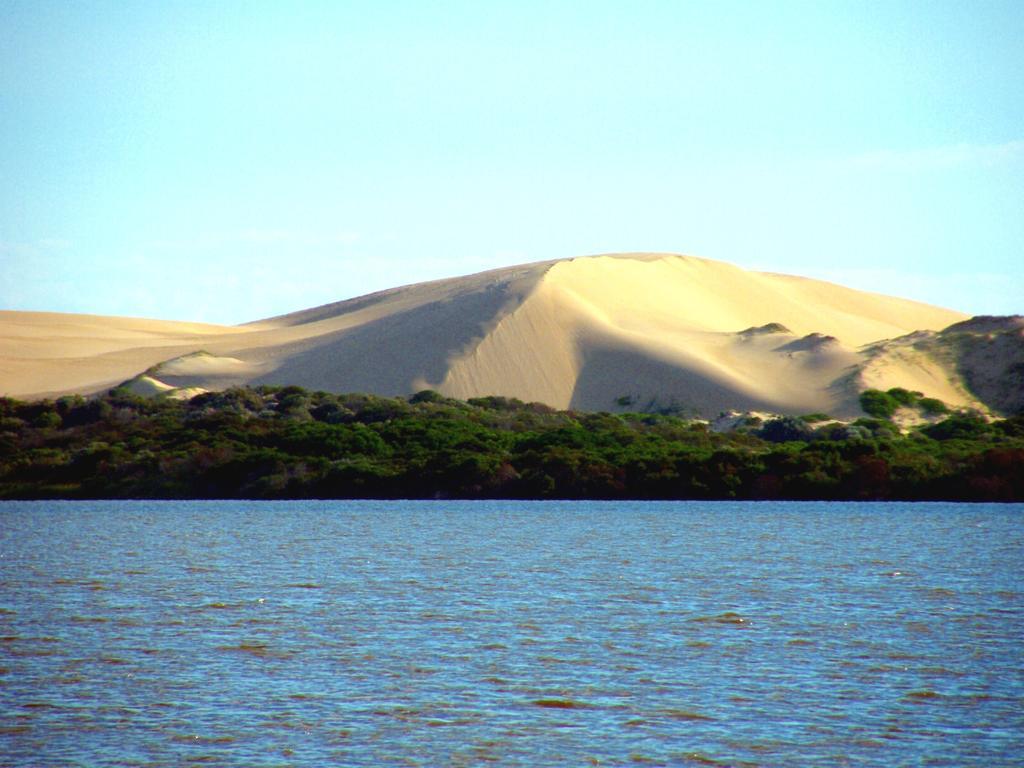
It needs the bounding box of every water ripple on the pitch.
[1,499,1022,767]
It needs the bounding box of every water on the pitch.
[1,501,1022,767]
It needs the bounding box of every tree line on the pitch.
[0,386,1021,501]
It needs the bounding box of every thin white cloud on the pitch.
[842,140,1024,172]
[36,238,72,249]
[146,228,361,252]
[0,238,72,256]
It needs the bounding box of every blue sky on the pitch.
[2,1,1022,323]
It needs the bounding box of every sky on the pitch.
[1,0,1022,323]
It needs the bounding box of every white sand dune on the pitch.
[0,253,973,416]
[857,316,1024,416]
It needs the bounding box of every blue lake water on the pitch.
[1,500,1022,767]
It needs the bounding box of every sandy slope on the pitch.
[0,253,971,416]
[0,311,251,399]
[857,316,1024,416]
[438,254,965,414]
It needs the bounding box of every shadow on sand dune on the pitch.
[568,342,780,416]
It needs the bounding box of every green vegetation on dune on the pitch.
[859,387,950,419]
[0,386,1021,501]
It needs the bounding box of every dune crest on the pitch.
[439,253,966,414]
[1,253,982,416]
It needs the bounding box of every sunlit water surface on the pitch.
[1,500,1022,767]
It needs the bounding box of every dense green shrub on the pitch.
[887,388,919,407]
[918,397,950,416]
[799,413,831,424]
[409,389,446,404]
[921,413,993,441]
[758,417,815,443]
[859,390,899,419]
[0,387,1020,501]
[33,411,62,429]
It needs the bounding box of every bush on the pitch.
[918,397,949,416]
[921,413,992,441]
[818,423,872,441]
[852,417,897,438]
[799,413,831,423]
[758,417,815,443]
[33,411,62,429]
[311,402,354,424]
[469,395,525,411]
[859,390,898,419]
[887,388,918,407]
[997,414,1024,438]
[409,389,446,404]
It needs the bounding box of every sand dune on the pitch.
[857,316,1024,416]
[0,253,976,416]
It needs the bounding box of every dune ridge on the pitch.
[1,253,983,416]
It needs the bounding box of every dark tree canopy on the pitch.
[1,387,1021,501]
